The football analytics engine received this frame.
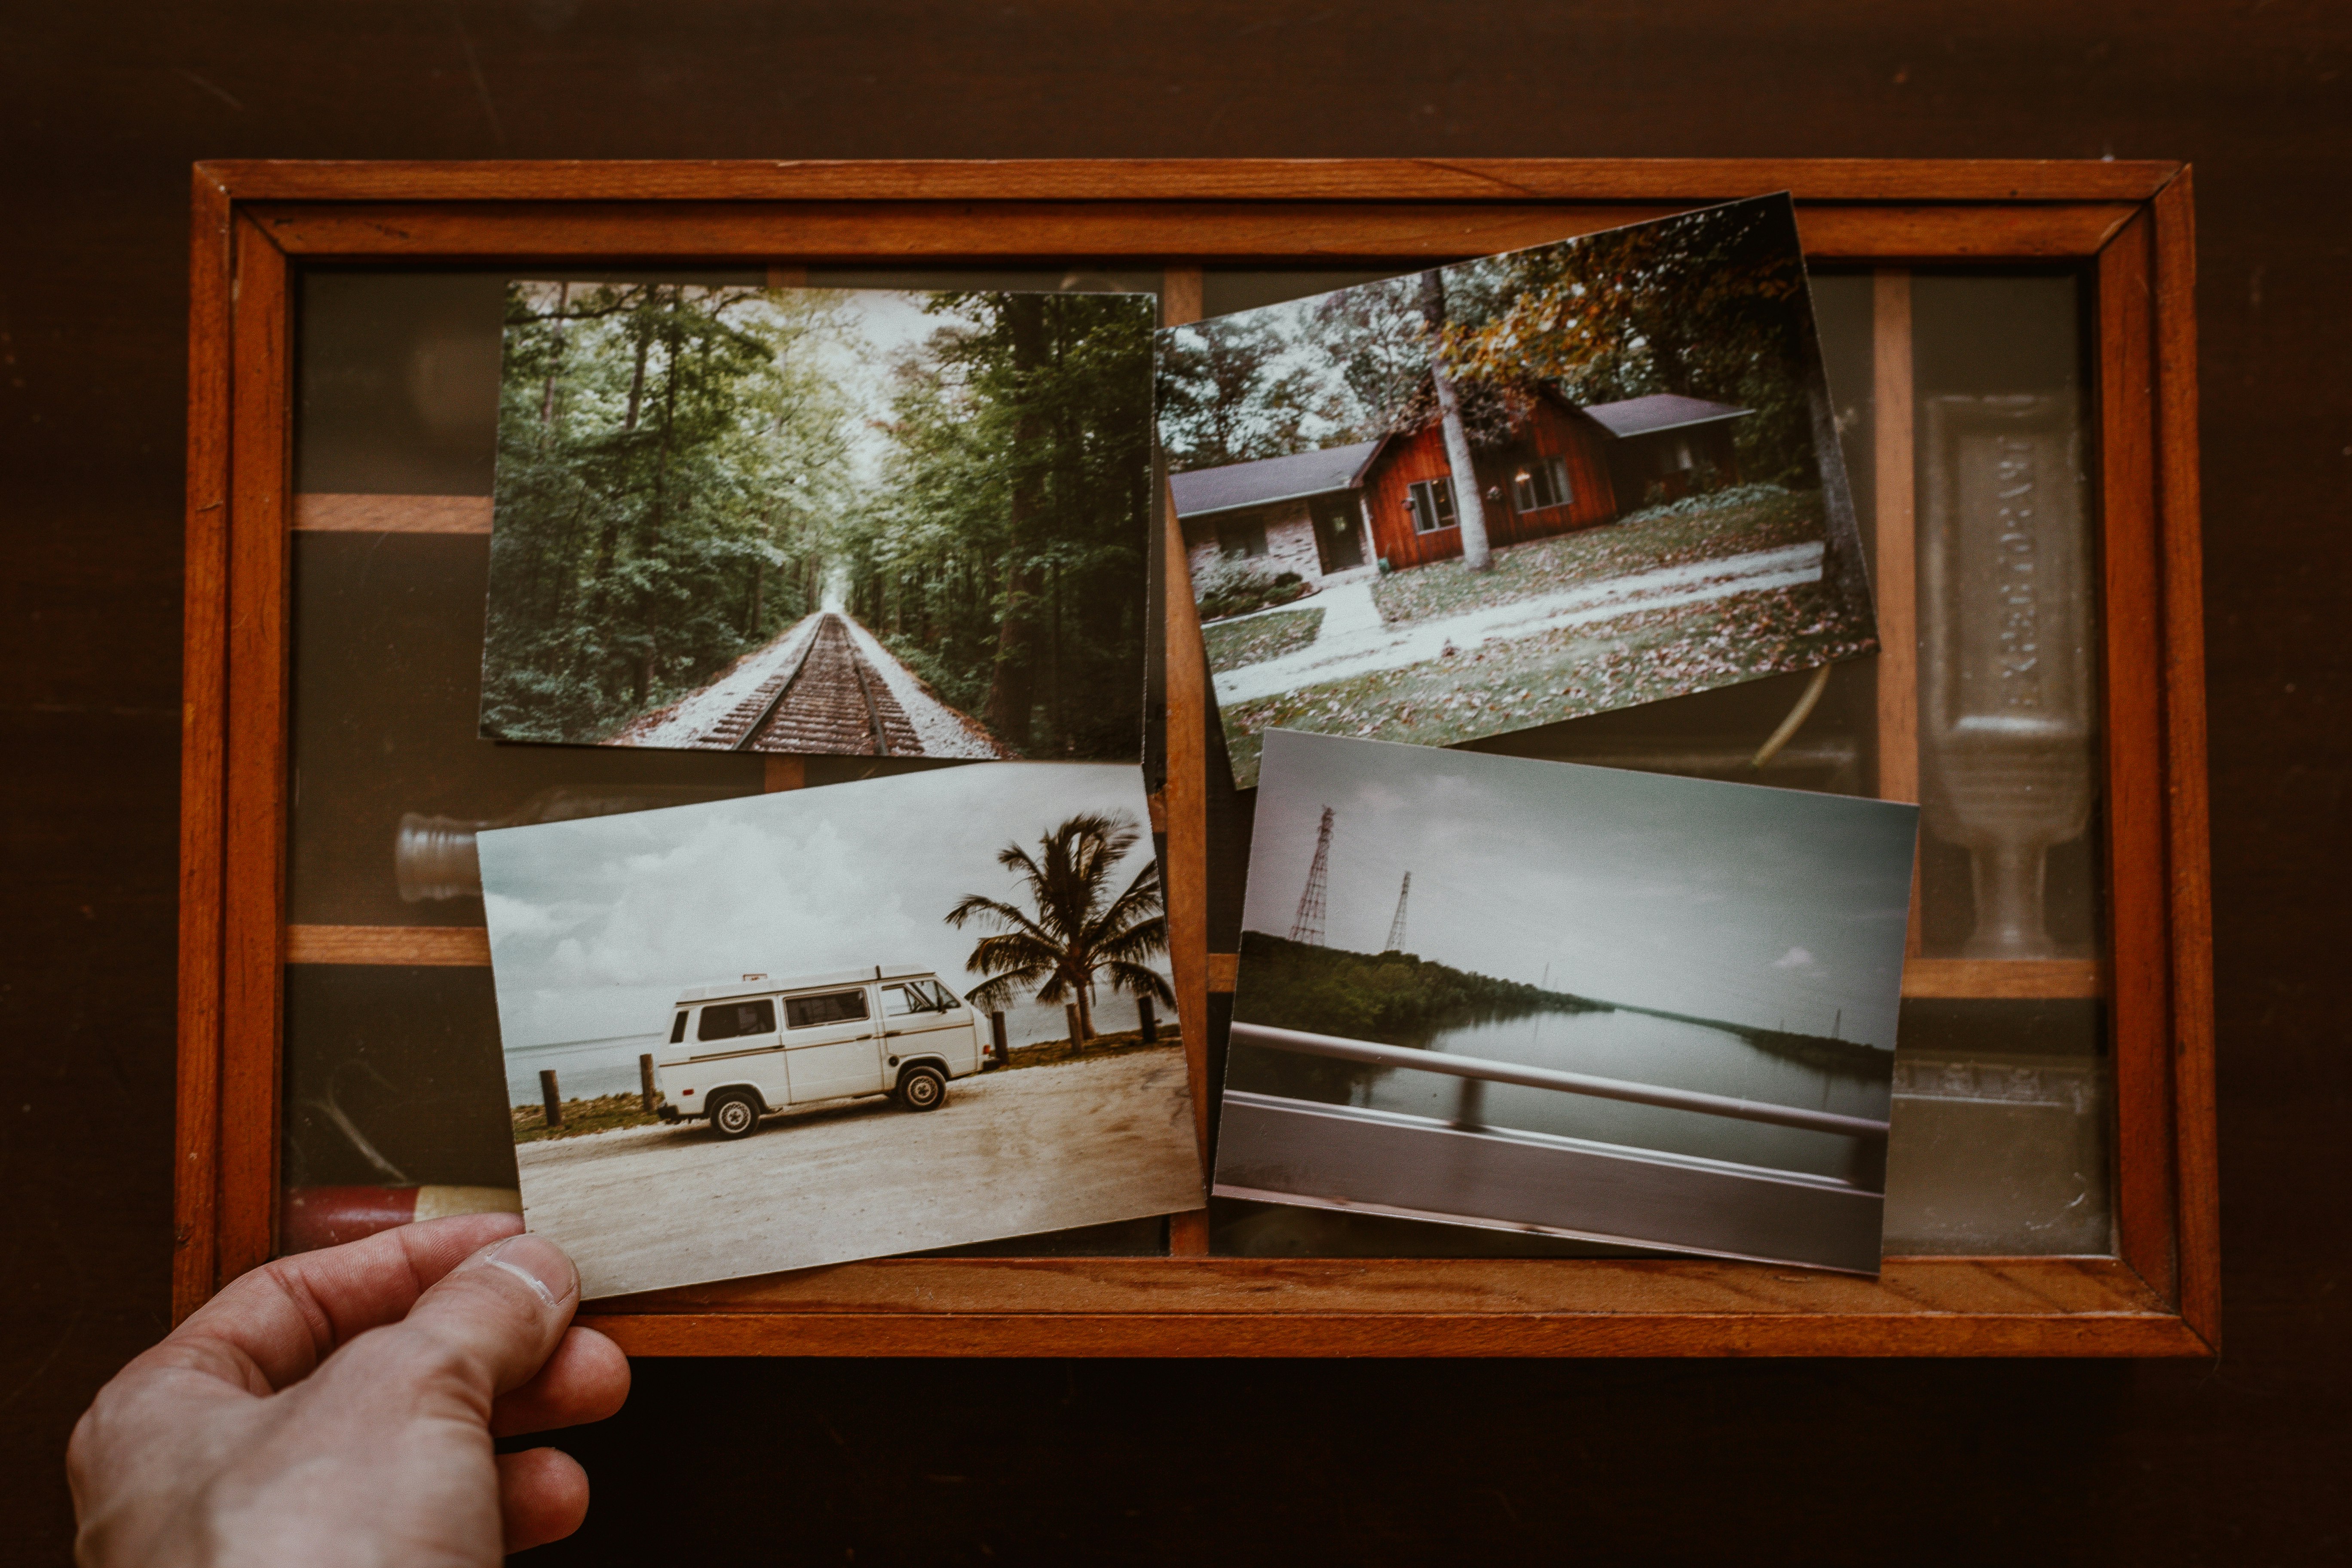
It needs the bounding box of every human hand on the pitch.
[68,1213,630,1566]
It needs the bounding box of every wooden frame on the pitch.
[178,159,2215,1355]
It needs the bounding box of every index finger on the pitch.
[149,1212,527,1394]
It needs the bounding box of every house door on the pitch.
[1312,499,1365,572]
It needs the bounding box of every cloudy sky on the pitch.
[478,763,1161,1049]
[1242,732,1918,1048]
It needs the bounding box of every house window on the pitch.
[1512,456,1573,511]
[1220,518,1268,558]
[1405,477,1458,533]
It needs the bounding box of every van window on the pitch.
[696,999,776,1043]
[881,984,934,1017]
[669,1011,689,1044]
[785,989,870,1029]
[924,980,963,1010]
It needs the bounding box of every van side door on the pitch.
[685,998,785,1107]
[780,986,885,1105]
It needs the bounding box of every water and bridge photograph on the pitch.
[475,764,1202,1298]
[1158,194,1879,788]
[478,279,1154,761]
[1218,730,1919,1274]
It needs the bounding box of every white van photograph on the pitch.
[476,763,1207,1298]
[658,965,985,1137]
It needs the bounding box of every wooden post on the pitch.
[1138,992,1158,1044]
[1161,263,1215,1257]
[1873,269,1925,962]
[639,1053,656,1114]
[539,1069,563,1130]
[989,1009,1008,1068]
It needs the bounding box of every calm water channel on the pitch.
[1286,1008,1893,1182]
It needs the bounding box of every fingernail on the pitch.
[472,1234,576,1309]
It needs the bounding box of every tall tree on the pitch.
[481,282,848,743]
[1442,198,1868,600]
[945,812,1175,1045]
[984,294,1050,749]
[1417,269,1495,573]
[1154,315,1339,469]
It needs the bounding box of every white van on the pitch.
[652,965,986,1139]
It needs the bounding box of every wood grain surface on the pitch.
[201,156,2183,203]
[7,4,2340,1563]
[244,198,2136,261]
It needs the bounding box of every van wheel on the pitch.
[897,1066,946,1112]
[708,1092,761,1139]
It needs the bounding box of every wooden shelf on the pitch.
[294,493,491,533]
[283,928,2103,1002]
[1901,958,2103,1000]
[285,924,489,965]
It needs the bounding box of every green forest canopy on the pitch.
[1154,199,1820,490]
[481,282,1154,757]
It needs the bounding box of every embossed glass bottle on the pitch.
[1917,395,2096,957]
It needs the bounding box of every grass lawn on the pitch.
[512,1090,664,1144]
[1371,484,1826,627]
[1201,606,1324,673]
[1003,1027,1181,1071]
[1219,578,1876,788]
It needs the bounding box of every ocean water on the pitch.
[502,992,1160,1106]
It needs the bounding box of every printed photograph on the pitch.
[1216,730,1917,1274]
[477,765,1202,1297]
[481,282,1155,760]
[1159,195,1878,787]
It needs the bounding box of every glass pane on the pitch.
[1204,266,2113,1260]
[282,266,1167,1262]
[1882,1000,2109,1253]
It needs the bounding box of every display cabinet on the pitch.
[178,159,2214,1354]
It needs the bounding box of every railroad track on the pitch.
[699,612,923,756]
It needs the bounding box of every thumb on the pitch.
[382,1232,582,1410]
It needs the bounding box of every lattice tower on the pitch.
[1290,807,1334,945]
[1384,872,1411,953]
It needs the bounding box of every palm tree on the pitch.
[945,812,1174,1046]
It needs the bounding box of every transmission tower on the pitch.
[1290,807,1334,945]
[1383,872,1412,953]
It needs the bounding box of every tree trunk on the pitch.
[622,313,651,432]
[1075,983,1094,1045]
[1418,270,1494,573]
[1801,326,1875,618]
[538,281,570,433]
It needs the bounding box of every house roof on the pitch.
[1580,393,1753,439]
[1167,438,1384,518]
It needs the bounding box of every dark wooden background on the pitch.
[4,3,2345,1562]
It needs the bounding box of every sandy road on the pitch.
[517,1047,1204,1298]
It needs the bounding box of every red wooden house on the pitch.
[1173,391,1751,597]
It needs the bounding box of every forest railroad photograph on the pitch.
[479,281,1155,760]
[1158,195,1879,788]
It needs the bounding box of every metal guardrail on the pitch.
[1228,1021,1891,1141]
